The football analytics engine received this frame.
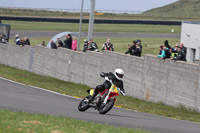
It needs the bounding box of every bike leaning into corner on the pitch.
[78,68,126,114]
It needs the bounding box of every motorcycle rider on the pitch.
[89,68,126,101]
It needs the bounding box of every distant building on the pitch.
[181,22,200,63]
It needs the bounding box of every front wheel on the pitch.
[78,96,90,111]
[99,98,115,114]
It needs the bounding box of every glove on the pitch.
[100,72,105,77]
[120,91,126,96]
[105,76,109,81]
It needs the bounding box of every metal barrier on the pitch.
[0,16,181,25]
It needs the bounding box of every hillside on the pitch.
[143,0,200,18]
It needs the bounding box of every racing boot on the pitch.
[88,92,97,102]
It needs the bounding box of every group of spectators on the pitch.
[14,34,30,46]
[157,40,187,61]
[77,38,114,52]
[13,33,187,62]
[51,34,77,50]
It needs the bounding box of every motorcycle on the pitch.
[78,77,125,114]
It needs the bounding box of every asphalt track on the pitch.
[10,30,180,39]
[0,78,199,133]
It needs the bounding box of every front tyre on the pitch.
[78,96,90,111]
[99,98,115,114]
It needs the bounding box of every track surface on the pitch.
[0,78,199,133]
[10,30,180,39]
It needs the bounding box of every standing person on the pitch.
[72,36,78,51]
[172,43,179,53]
[132,43,141,57]
[136,39,142,55]
[125,40,136,55]
[157,45,166,59]
[87,39,99,52]
[23,36,30,45]
[179,43,187,55]
[51,40,57,49]
[57,38,64,47]
[102,38,114,51]
[15,34,23,46]
[39,41,46,47]
[82,39,88,52]
[170,47,186,61]
[64,34,72,49]
[164,40,172,50]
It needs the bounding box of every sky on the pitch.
[0,0,179,12]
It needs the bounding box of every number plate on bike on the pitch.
[111,84,119,93]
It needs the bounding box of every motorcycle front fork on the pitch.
[103,90,111,104]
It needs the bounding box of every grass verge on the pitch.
[1,8,200,21]
[0,64,200,123]
[0,109,151,133]
[3,20,181,34]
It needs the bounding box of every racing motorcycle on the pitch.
[78,77,125,114]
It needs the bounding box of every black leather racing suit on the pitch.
[90,72,125,100]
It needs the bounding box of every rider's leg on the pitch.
[89,84,105,101]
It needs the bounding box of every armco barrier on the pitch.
[0,43,199,111]
[0,16,181,25]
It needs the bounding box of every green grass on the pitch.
[0,109,151,133]
[143,0,200,19]
[1,7,200,21]
[3,20,181,34]
[0,64,200,123]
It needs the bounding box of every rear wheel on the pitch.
[99,98,115,114]
[78,96,90,111]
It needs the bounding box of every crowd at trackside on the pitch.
[13,33,187,62]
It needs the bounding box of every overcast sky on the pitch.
[1,0,178,12]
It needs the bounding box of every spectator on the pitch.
[136,39,142,55]
[102,38,114,51]
[170,47,186,61]
[172,43,179,53]
[164,46,171,59]
[51,40,57,49]
[15,34,23,46]
[87,39,99,52]
[164,40,172,49]
[82,39,88,52]
[179,43,187,55]
[170,44,179,58]
[158,45,165,59]
[0,33,7,43]
[39,41,46,47]
[57,38,64,47]
[125,40,136,55]
[71,36,78,51]
[132,43,141,57]
[23,36,30,45]
[64,34,72,49]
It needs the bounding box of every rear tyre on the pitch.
[99,98,115,114]
[78,96,90,111]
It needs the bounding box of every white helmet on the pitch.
[114,68,124,80]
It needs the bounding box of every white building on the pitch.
[181,21,200,63]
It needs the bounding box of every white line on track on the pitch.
[0,76,81,100]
